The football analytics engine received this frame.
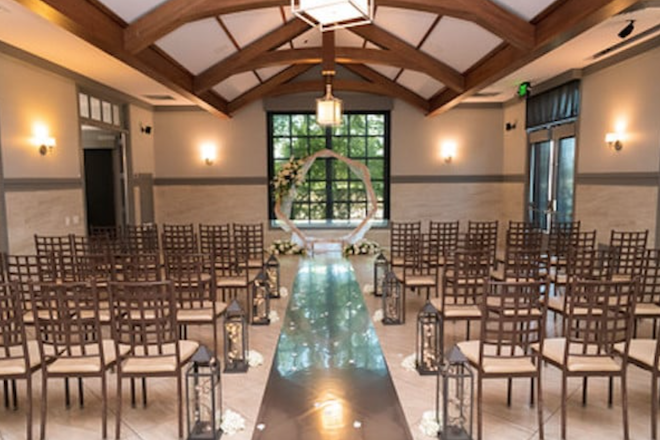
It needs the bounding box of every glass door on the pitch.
[527,123,576,231]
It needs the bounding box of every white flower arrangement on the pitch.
[372,308,383,322]
[362,284,375,295]
[268,239,306,256]
[220,409,246,436]
[268,310,280,323]
[272,156,306,201]
[419,410,442,438]
[279,286,289,298]
[247,350,264,368]
[343,239,381,257]
[401,353,416,372]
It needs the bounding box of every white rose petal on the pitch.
[401,354,416,372]
[248,350,264,367]
[372,309,383,322]
[220,409,246,436]
[268,310,280,323]
[419,410,441,438]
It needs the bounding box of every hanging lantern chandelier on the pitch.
[291,0,374,32]
[316,31,343,127]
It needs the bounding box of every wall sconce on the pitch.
[32,124,56,156]
[605,132,623,151]
[200,142,217,166]
[140,124,152,135]
[440,141,457,164]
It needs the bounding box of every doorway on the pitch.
[527,123,576,231]
[81,126,128,234]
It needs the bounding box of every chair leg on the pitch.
[64,378,71,408]
[477,374,483,440]
[101,374,108,439]
[177,373,183,439]
[26,376,33,440]
[142,378,147,407]
[130,378,136,408]
[530,377,535,407]
[78,377,84,408]
[507,378,512,407]
[115,374,122,440]
[582,377,588,406]
[561,374,567,440]
[608,377,614,408]
[40,373,47,440]
[466,321,471,340]
[3,379,8,408]
[537,373,544,440]
[11,379,17,409]
[652,373,658,440]
[621,373,630,440]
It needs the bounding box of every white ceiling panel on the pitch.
[156,18,234,75]
[257,65,288,82]
[366,64,400,80]
[292,28,323,48]
[374,6,438,47]
[490,0,556,21]
[335,29,365,47]
[422,17,503,73]
[397,70,443,100]
[96,0,168,23]
[213,72,260,101]
[222,8,283,48]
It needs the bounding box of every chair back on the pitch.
[506,221,543,250]
[34,234,75,280]
[639,249,660,305]
[199,224,231,256]
[109,281,179,358]
[403,233,438,278]
[609,230,648,277]
[164,253,215,307]
[111,253,161,282]
[162,223,198,255]
[548,220,581,261]
[502,248,546,281]
[465,220,498,265]
[564,279,637,360]
[6,254,57,316]
[124,224,159,253]
[30,281,105,366]
[0,282,31,374]
[429,221,459,262]
[480,280,547,363]
[390,221,422,261]
[443,249,490,308]
[233,223,265,266]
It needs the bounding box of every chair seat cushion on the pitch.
[615,339,658,371]
[532,338,621,372]
[457,340,538,374]
[177,302,227,322]
[635,302,660,317]
[430,298,481,318]
[47,340,129,374]
[120,340,199,374]
[391,257,404,267]
[0,340,42,376]
[217,277,248,288]
[404,275,436,287]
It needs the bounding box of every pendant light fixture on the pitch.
[316,31,343,127]
[291,0,374,32]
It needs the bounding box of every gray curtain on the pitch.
[526,80,580,129]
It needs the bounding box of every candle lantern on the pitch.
[186,345,222,440]
[382,270,404,325]
[416,301,441,375]
[436,346,474,440]
[265,253,281,299]
[223,300,249,373]
[373,252,388,297]
[250,270,271,325]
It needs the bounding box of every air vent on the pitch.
[143,94,176,101]
[592,22,660,60]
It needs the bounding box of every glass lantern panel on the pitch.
[442,366,472,440]
[226,320,246,362]
[419,321,439,372]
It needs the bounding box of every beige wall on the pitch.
[502,100,527,176]
[129,104,155,175]
[0,53,81,178]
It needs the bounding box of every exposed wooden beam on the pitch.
[428,0,645,116]
[123,0,534,53]
[228,64,313,113]
[342,64,429,112]
[349,24,465,92]
[194,19,310,93]
[223,47,452,86]
[16,0,230,118]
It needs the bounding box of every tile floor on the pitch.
[0,254,656,440]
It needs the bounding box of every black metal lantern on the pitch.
[416,301,440,375]
[186,345,222,440]
[373,252,388,297]
[265,253,281,299]
[250,270,271,325]
[223,300,249,373]
[436,346,474,440]
[382,270,404,325]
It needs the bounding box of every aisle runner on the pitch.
[252,257,413,440]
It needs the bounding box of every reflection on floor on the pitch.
[0,255,656,440]
[252,257,412,440]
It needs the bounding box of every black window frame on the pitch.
[267,110,391,228]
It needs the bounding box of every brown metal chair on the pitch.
[164,252,226,354]
[458,279,547,440]
[429,220,459,267]
[123,224,159,254]
[633,249,660,338]
[30,281,125,440]
[5,254,57,326]
[0,281,41,440]
[431,249,490,360]
[533,278,637,440]
[466,220,498,266]
[389,221,421,268]
[608,229,648,282]
[547,220,581,271]
[111,252,161,282]
[394,233,439,303]
[108,280,198,440]
[34,234,75,280]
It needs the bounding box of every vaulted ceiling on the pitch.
[6,0,660,119]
